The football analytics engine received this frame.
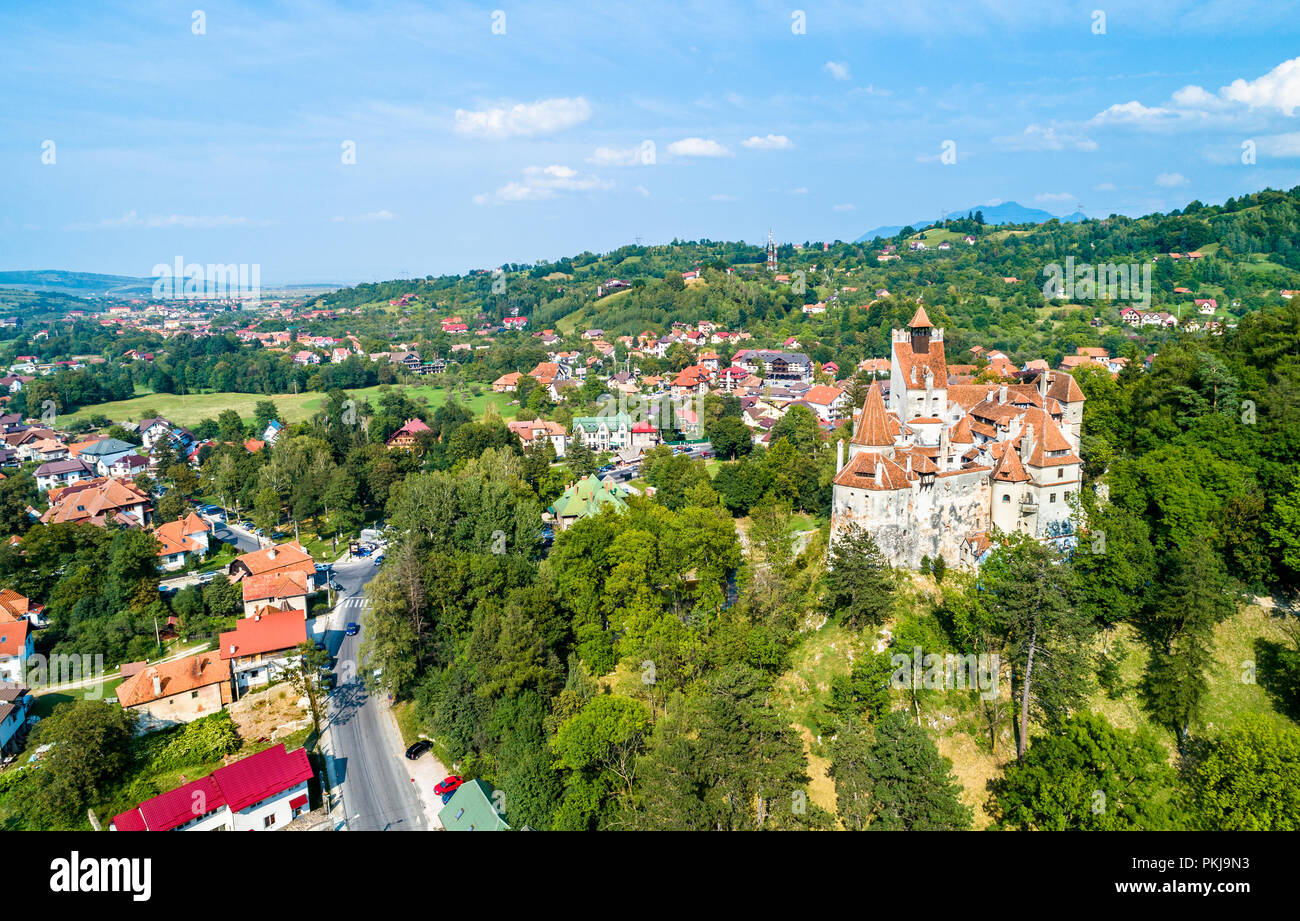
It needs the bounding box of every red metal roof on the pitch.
[111,744,312,830]
[210,744,312,813]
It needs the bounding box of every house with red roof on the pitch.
[110,743,313,831]
[0,618,32,683]
[386,418,431,450]
[220,606,309,693]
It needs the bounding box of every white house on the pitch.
[109,743,314,831]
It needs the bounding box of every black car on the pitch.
[405,740,433,760]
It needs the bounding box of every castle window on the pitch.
[1049,493,1057,503]
[1001,494,1010,503]
[1058,469,1064,478]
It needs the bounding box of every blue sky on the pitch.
[3,0,1300,283]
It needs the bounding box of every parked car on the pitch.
[405,740,433,760]
[440,790,455,805]
[373,554,384,567]
[434,775,464,796]
[345,622,360,636]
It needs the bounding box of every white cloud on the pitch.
[474,164,611,205]
[824,61,850,81]
[1221,56,1300,116]
[66,210,267,230]
[454,97,591,139]
[587,144,655,167]
[1092,56,1300,130]
[741,134,793,150]
[1091,101,1178,126]
[667,137,731,157]
[993,123,1097,152]
[1156,171,1189,187]
[633,185,650,198]
[331,210,396,223]
[1257,132,1300,157]
[833,203,856,211]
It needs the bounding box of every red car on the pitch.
[434,775,464,796]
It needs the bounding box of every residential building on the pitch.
[386,418,431,450]
[0,619,32,683]
[549,474,628,531]
[437,778,510,831]
[219,605,308,693]
[35,457,94,492]
[115,652,233,729]
[154,512,211,571]
[41,477,152,527]
[0,683,32,753]
[110,743,313,831]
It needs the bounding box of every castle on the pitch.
[830,307,1085,568]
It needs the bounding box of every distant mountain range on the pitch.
[855,201,1087,242]
[0,270,154,297]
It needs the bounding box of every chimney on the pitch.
[267,547,277,560]
[1020,424,1035,463]
[998,383,1008,404]
[1039,370,1049,398]
[229,644,236,654]
[836,438,845,473]
[875,460,885,483]
[151,670,161,697]
[906,455,913,475]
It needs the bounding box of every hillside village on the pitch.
[0,190,1298,835]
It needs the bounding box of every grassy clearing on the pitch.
[64,382,516,428]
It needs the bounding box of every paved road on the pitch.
[320,556,429,831]
[605,441,713,482]
[209,518,262,553]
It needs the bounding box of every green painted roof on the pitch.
[549,474,628,519]
[573,414,634,433]
[438,779,510,831]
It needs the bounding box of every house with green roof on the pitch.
[572,413,635,452]
[438,779,510,831]
[549,474,629,531]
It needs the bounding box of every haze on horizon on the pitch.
[2,0,1300,284]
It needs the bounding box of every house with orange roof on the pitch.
[493,372,522,393]
[115,651,233,729]
[154,512,211,571]
[0,589,46,628]
[41,477,151,527]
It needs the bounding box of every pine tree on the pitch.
[864,711,972,830]
[825,523,895,631]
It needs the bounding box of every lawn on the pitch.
[63,382,516,428]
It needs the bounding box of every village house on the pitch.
[493,372,522,393]
[803,385,850,422]
[154,512,212,571]
[34,457,94,492]
[41,477,152,527]
[115,651,233,730]
[507,419,568,458]
[219,605,308,694]
[549,474,629,531]
[386,417,431,450]
[0,617,32,684]
[0,589,46,628]
[0,683,33,754]
[110,743,313,831]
